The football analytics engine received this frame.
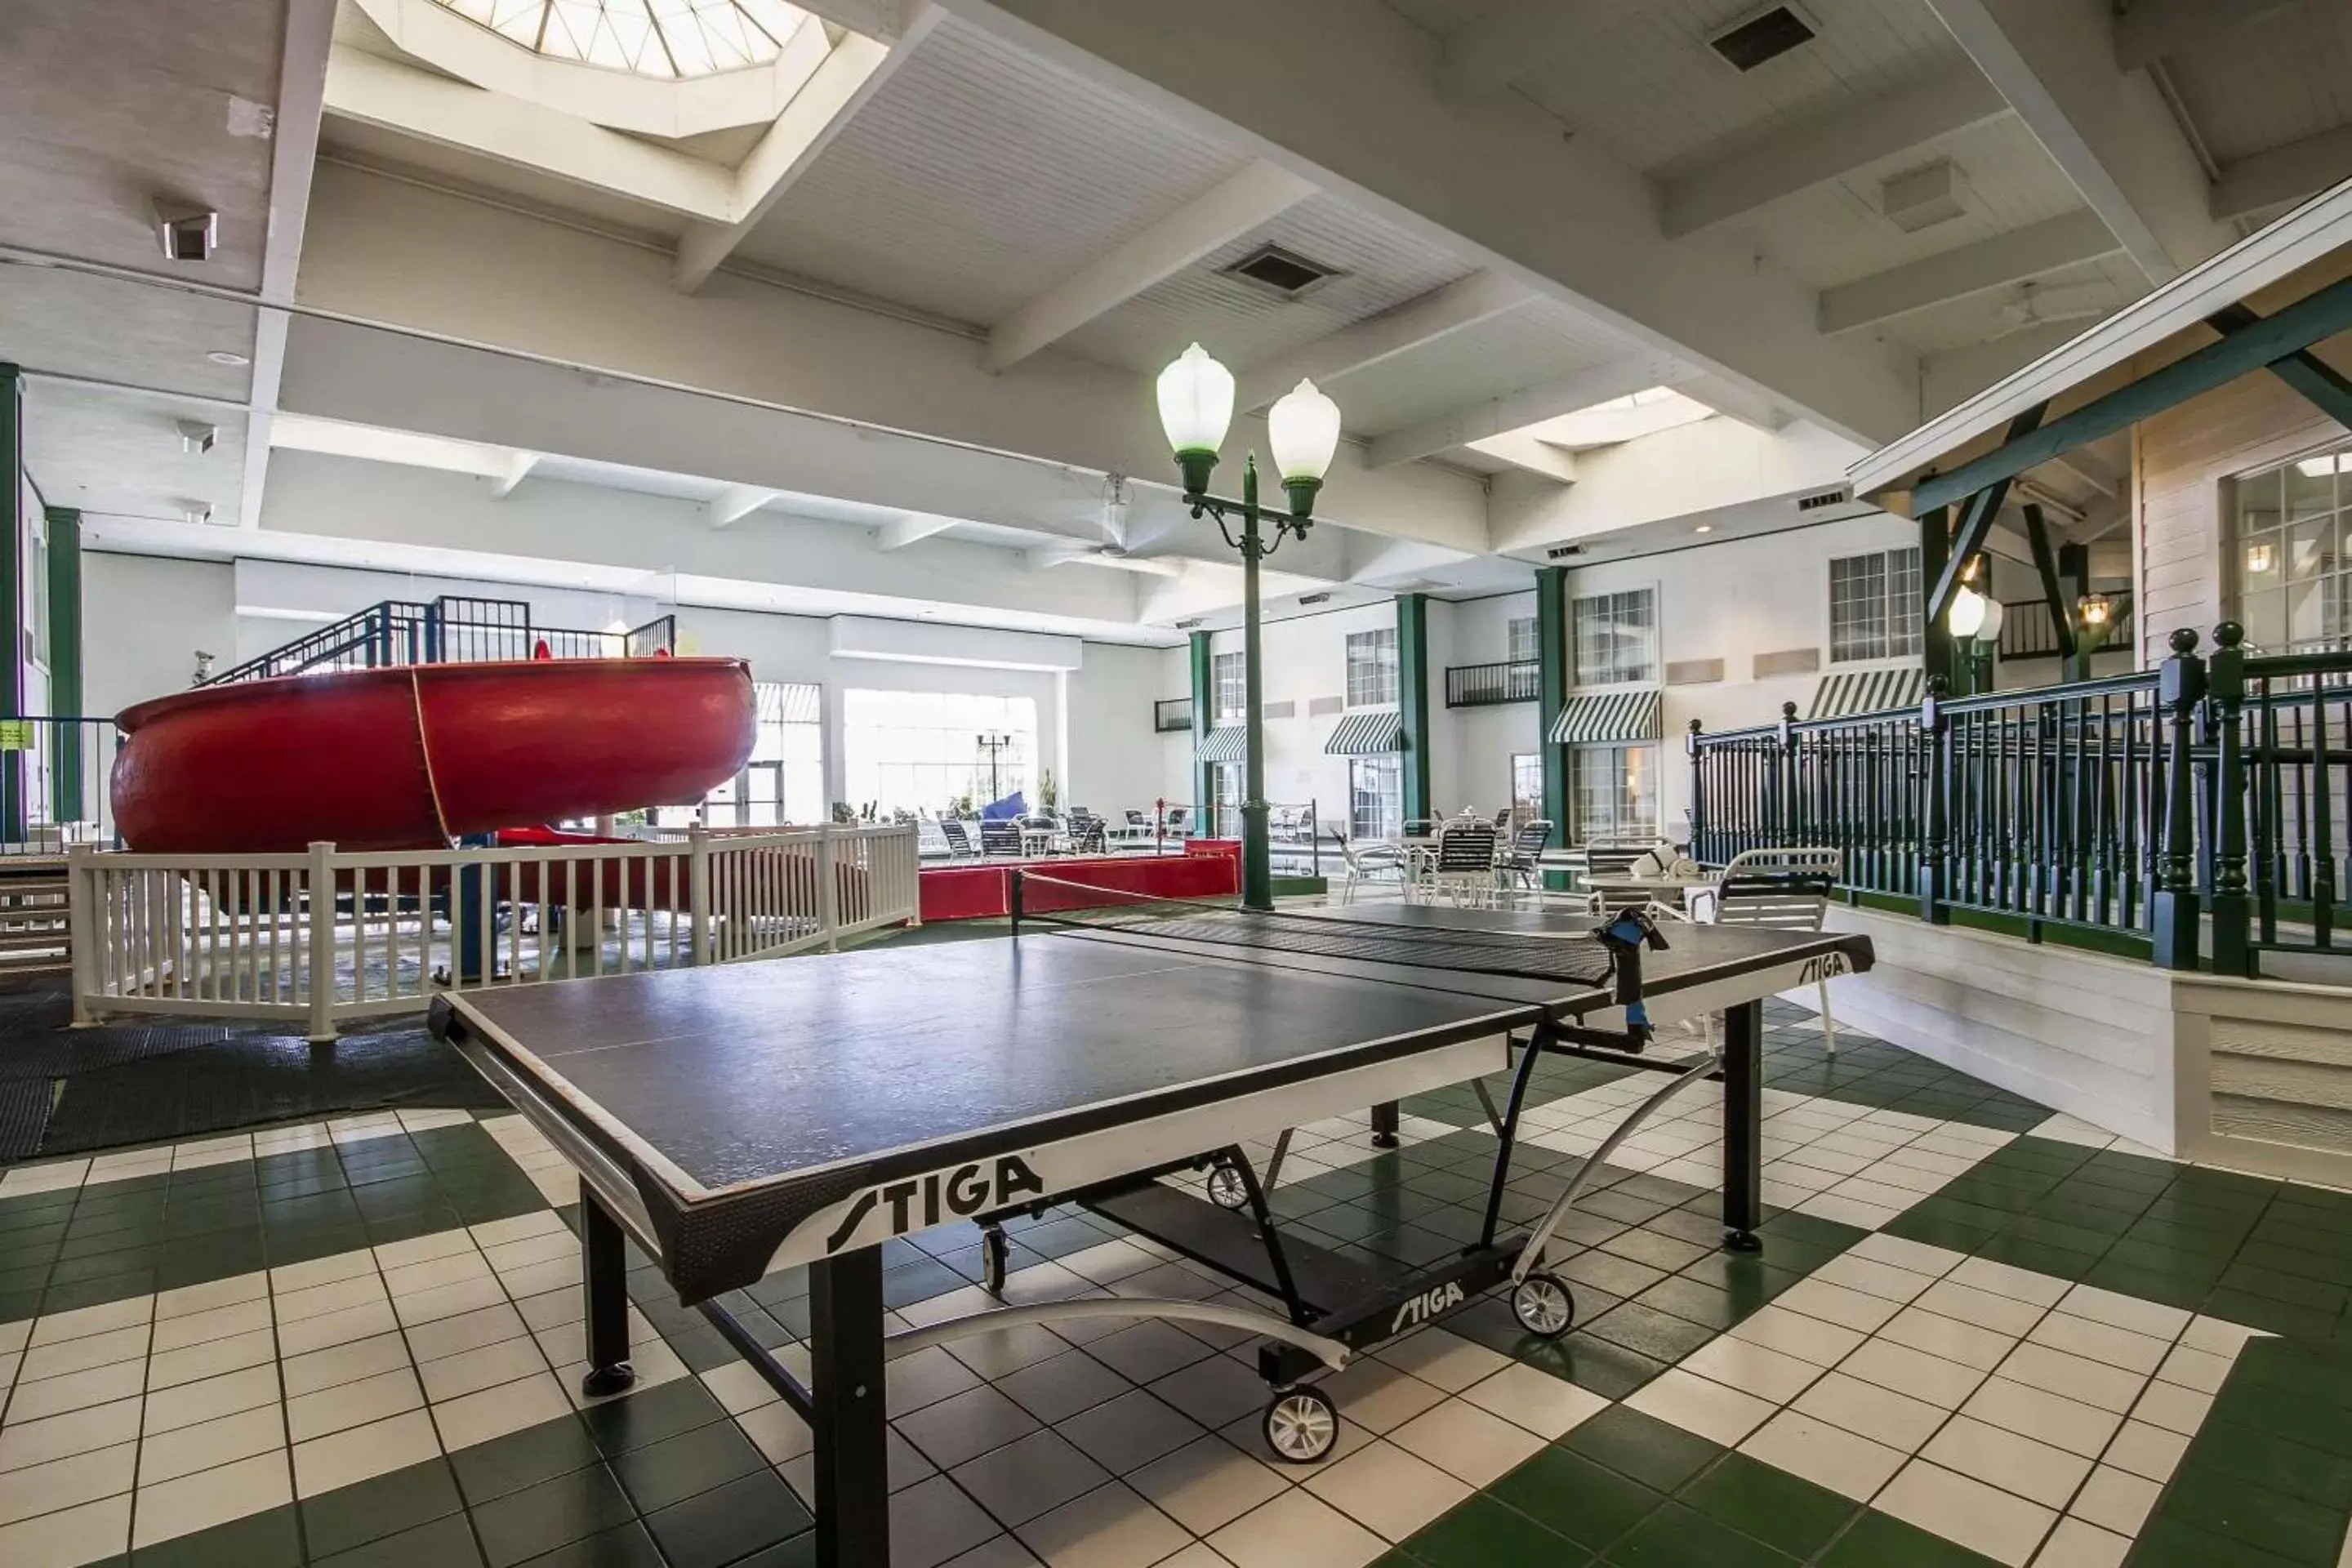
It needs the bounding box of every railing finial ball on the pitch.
[1686,717,1702,733]
[1781,702,1799,719]
[2213,621,2244,648]
[2168,626,2200,654]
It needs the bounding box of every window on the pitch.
[1507,615,1539,666]
[701,682,825,826]
[1572,590,1656,686]
[1345,627,1398,708]
[844,689,1037,815]
[2234,447,2352,655]
[1351,754,1402,840]
[1828,548,1922,663]
[1213,650,1246,722]
[1570,745,1657,844]
[1511,754,1543,816]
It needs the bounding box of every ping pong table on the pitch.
[430,891,1871,1567]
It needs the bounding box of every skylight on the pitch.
[430,0,813,79]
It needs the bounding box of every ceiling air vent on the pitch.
[1174,617,1205,630]
[1298,591,1332,606]
[1797,486,1852,513]
[1546,543,1586,560]
[1223,243,1343,301]
[1708,3,1818,71]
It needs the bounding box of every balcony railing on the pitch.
[1998,592,2134,662]
[1686,623,2349,977]
[1154,697,1194,733]
[1446,660,1541,707]
[207,597,677,686]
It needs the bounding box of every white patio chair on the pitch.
[1426,818,1502,908]
[1701,846,1844,1055]
[1332,830,1405,905]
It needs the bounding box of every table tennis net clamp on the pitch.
[960,904,1740,1461]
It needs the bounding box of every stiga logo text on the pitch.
[826,1156,1045,1252]
[1797,952,1851,984]
[1389,1281,1464,1334]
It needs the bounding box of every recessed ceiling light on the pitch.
[1694,523,1714,534]
[206,350,251,367]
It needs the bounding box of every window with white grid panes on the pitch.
[1507,615,1539,666]
[1345,627,1398,708]
[2234,446,2352,655]
[1511,753,1543,815]
[1569,744,1657,844]
[1351,754,1402,840]
[701,682,823,826]
[1828,548,1923,663]
[1212,650,1246,722]
[1571,590,1656,687]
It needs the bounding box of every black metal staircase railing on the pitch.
[1687,624,2352,977]
[204,597,677,686]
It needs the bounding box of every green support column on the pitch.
[1918,505,1951,695]
[1188,629,1214,823]
[2055,541,2093,684]
[44,506,82,823]
[0,366,24,844]
[1535,567,1570,840]
[1396,593,1431,823]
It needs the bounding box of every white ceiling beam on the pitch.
[2212,127,2352,225]
[488,451,539,499]
[983,160,1314,372]
[875,515,956,550]
[1235,270,1531,412]
[242,0,336,529]
[706,484,781,528]
[2114,0,2301,72]
[1818,209,2124,335]
[929,0,1922,446]
[1462,430,1578,483]
[1920,0,2227,285]
[1368,352,1682,469]
[2052,448,2121,498]
[673,11,937,292]
[1435,0,1610,102]
[1669,375,1790,433]
[1662,64,2011,239]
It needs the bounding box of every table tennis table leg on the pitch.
[809,1250,889,1568]
[1722,1000,1764,1252]
[581,1192,636,1396]
[1370,1101,1400,1148]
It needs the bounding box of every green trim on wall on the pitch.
[1396,593,1431,822]
[1188,629,1214,816]
[1535,566,1570,835]
[44,506,81,822]
[0,366,22,842]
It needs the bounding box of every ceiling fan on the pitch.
[1992,280,2112,341]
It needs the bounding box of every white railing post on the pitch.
[818,823,840,952]
[307,840,336,1043]
[688,823,713,966]
[67,844,98,1027]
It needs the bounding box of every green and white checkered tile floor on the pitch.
[2,1003,2350,1568]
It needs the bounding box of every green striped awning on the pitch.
[1812,666,1927,719]
[1547,690,1661,745]
[1325,708,1404,755]
[1196,727,1249,763]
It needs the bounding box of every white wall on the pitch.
[1204,600,1399,826]
[1067,642,1168,815]
[1431,593,1541,817]
[84,554,234,717]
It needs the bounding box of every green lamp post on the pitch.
[1156,343,1343,911]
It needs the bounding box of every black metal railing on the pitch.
[1446,660,1541,707]
[1998,592,2134,662]
[1154,697,1194,733]
[1688,623,2352,974]
[0,716,128,853]
[206,597,677,686]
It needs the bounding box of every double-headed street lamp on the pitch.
[1156,343,1343,911]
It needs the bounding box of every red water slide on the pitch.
[111,659,757,854]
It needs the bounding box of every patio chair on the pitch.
[1703,846,1843,1055]
[1065,810,1107,855]
[1500,819,1553,896]
[978,820,1024,858]
[938,818,978,861]
[1423,818,1501,908]
[1331,829,1405,905]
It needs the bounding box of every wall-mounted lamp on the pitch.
[2078,592,2114,630]
[2247,541,2278,577]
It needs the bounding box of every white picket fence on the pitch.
[69,823,921,1039]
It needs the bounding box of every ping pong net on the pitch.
[1009,871,1619,988]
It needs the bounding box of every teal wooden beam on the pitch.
[0,365,21,843]
[44,507,82,822]
[1188,628,1214,820]
[1396,593,1432,823]
[1919,505,1952,694]
[2208,301,2352,430]
[1535,567,1570,838]
[2056,540,2093,682]
[1926,401,2045,625]
[2022,503,2075,669]
[1914,274,2352,516]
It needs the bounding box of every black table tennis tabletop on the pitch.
[430,902,1872,1568]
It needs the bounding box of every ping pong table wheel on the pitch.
[1205,1165,1250,1210]
[980,1226,1009,1296]
[1510,1272,1575,1339]
[1262,1387,1340,1464]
